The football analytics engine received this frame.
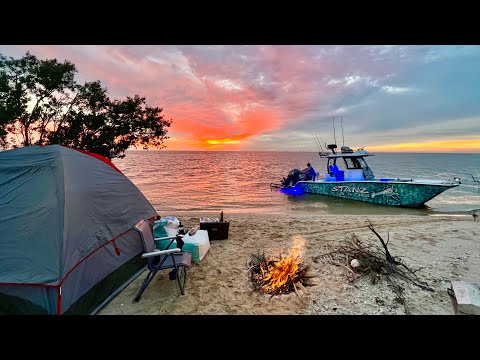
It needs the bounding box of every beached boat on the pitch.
[272,144,461,208]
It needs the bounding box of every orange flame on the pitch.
[261,236,305,293]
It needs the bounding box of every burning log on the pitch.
[248,236,316,297]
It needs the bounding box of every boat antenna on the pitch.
[332,115,337,145]
[341,116,345,147]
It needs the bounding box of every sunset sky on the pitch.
[1,45,479,152]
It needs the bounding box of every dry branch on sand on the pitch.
[317,220,434,309]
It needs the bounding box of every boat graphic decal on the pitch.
[370,186,400,202]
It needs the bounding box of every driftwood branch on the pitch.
[321,220,434,311]
[367,220,394,262]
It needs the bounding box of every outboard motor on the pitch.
[281,168,310,187]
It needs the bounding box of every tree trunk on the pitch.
[23,122,30,146]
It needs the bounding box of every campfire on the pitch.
[248,236,317,297]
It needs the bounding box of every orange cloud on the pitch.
[168,107,284,150]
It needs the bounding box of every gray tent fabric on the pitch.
[0,145,157,314]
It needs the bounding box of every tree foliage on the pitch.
[0,52,172,159]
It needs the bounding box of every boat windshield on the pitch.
[357,157,375,180]
[344,157,362,169]
[357,158,369,169]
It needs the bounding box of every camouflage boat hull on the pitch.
[294,180,459,208]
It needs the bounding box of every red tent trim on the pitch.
[64,146,124,175]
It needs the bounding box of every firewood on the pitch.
[302,278,317,287]
[298,264,310,273]
[296,281,308,294]
[302,271,318,278]
[292,282,300,297]
[248,250,315,296]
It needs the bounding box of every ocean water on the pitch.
[113,151,480,216]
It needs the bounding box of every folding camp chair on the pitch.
[133,219,192,302]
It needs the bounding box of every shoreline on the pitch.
[99,212,480,315]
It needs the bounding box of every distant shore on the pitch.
[99,212,480,315]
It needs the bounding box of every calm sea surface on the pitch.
[113,151,480,216]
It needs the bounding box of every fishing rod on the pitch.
[313,135,320,150]
[315,135,327,155]
[319,136,328,150]
[313,135,321,152]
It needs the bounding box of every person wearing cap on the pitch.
[303,162,317,181]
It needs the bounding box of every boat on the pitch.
[272,143,461,208]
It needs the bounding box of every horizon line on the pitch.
[126,148,480,154]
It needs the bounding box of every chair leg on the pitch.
[176,266,187,295]
[133,269,157,302]
[168,269,177,280]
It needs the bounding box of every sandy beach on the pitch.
[98,212,480,315]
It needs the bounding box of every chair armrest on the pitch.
[141,248,181,258]
[154,234,185,250]
[153,236,178,242]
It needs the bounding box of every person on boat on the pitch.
[303,163,317,181]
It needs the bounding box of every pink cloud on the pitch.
[0,45,415,150]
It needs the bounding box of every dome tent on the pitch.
[0,145,157,314]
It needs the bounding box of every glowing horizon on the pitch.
[1,45,479,153]
[365,139,480,153]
